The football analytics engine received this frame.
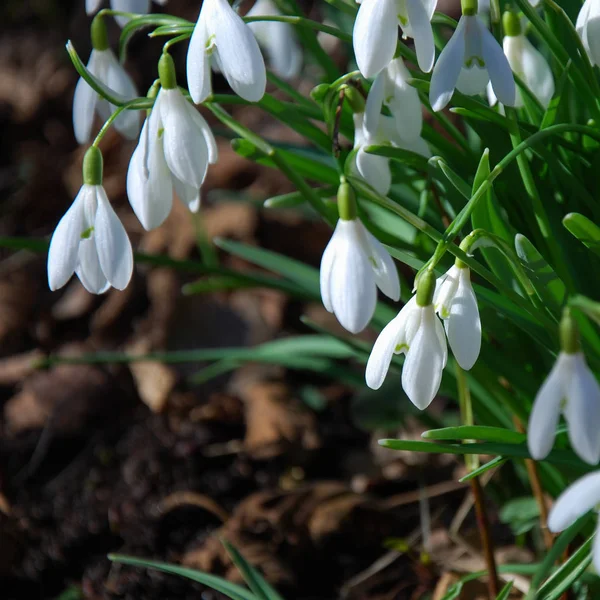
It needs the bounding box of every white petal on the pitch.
[402,305,446,409]
[585,0,600,65]
[364,72,386,135]
[433,264,459,318]
[429,17,466,111]
[87,0,104,14]
[47,186,89,290]
[366,307,411,390]
[527,353,570,460]
[518,37,555,109]
[76,237,110,294]
[320,226,339,313]
[445,268,481,370]
[172,175,201,212]
[363,229,400,300]
[185,104,218,164]
[456,64,489,95]
[126,114,173,230]
[111,0,151,26]
[356,149,392,195]
[385,59,423,142]
[104,51,140,139]
[93,186,134,290]
[548,471,600,532]
[72,51,101,145]
[434,311,448,368]
[422,0,438,20]
[212,0,266,101]
[576,0,593,35]
[565,353,600,465]
[480,23,516,106]
[593,522,600,575]
[405,0,435,73]
[353,0,398,78]
[186,4,213,103]
[160,89,210,189]
[328,220,377,333]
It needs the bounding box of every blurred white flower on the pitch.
[429,14,515,111]
[48,149,133,294]
[186,0,266,103]
[353,0,437,77]
[86,0,168,27]
[577,0,600,66]
[528,351,600,465]
[72,47,139,144]
[247,0,302,79]
[320,217,400,333]
[434,264,481,370]
[548,471,600,572]
[365,57,423,142]
[127,85,218,229]
[366,293,447,409]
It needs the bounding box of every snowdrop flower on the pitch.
[127,54,217,230]
[246,0,302,79]
[434,262,481,370]
[365,57,423,142]
[366,270,447,409]
[73,16,139,144]
[548,471,600,572]
[353,0,437,77]
[48,146,133,293]
[528,310,600,465]
[488,12,554,109]
[320,182,400,333]
[429,0,515,112]
[186,0,267,103]
[86,0,168,27]
[577,0,600,66]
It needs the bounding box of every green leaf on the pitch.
[496,581,514,600]
[364,145,430,172]
[108,554,256,600]
[222,539,285,600]
[459,456,507,482]
[563,212,600,256]
[422,425,525,445]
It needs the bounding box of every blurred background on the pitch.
[0,2,520,599]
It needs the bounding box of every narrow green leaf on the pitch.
[495,581,514,600]
[459,456,507,482]
[422,425,525,445]
[364,145,430,172]
[563,212,600,256]
[119,14,190,60]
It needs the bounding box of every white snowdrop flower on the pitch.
[127,54,218,230]
[186,0,267,103]
[320,183,400,334]
[433,262,481,370]
[365,57,423,143]
[577,0,600,66]
[353,0,437,77]
[548,471,600,572]
[48,147,133,294]
[73,17,139,144]
[489,12,554,109]
[366,270,447,409]
[528,310,600,465]
[86,0,168,27]
[246,0,302,79]
[429,2,515,112]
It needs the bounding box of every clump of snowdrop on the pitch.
[86,0,168,27]
[429,0,515,111]
[246,0,302,79]
[488,11,554,109]
[548,471,600,571]
[577,0,600,66]
[48,146,133,294]
[528,309,600,465]
[127,53,218,230]
[72,16,139,144]
[353,0,437,77]
[366,270,448,409]
[186,0,267,103]
[434,259,481,370]
[320,182,400,334]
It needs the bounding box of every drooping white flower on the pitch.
[366,271,447,409]
[127,76,218,229]
[353,0,437,77]
[246,0,302,79]
[433,263,481,370]
[365,57,423,143]
[186,0,267,103]
[320,211,400,333]
[48,148,133,294]
[528,351,600,465]
[577,0,600,66]
[86,0,168,27]
[72,47,139,145]
[548,471,600,572]
[429,14,515,112]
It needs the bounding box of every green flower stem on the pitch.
[91,101,142,147]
